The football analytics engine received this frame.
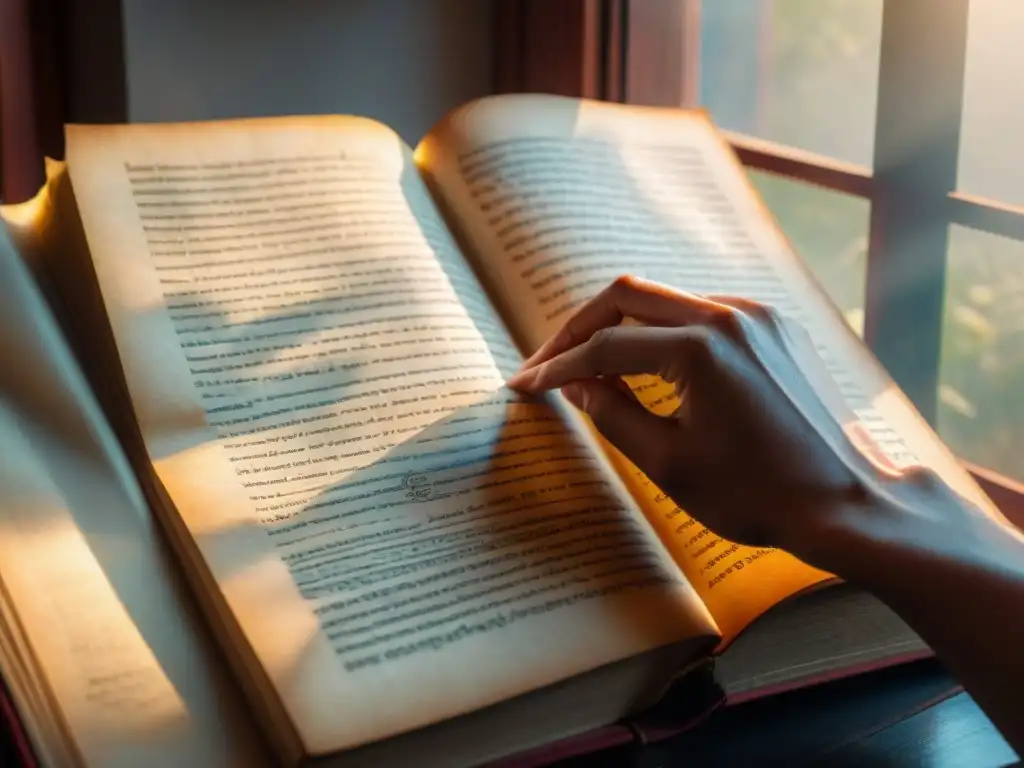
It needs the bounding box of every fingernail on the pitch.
[561,383,588,410]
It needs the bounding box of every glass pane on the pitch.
[958,0,1024,206]
[749,170,868,331]
[699,0,883,166]
[938,225,1024,481]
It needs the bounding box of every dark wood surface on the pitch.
[820,692,1016,767]
[562,660,1018,767]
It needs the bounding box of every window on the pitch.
[941,2,1024,483]
[747,171,870,333]
[698,1,879,330]
[496,0,1024,513]
[682,0,1024,494]
[941,226,1024,481]
[698,0,883,167]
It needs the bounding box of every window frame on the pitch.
[495,0,1024,523]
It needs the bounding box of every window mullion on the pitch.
[622,0,700,107]
[864,0,969,425]
[725,131,874,198]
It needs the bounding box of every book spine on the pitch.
[485,660,725,767]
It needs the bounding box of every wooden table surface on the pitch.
[564,660,1019,767]
[819,692,1016,767]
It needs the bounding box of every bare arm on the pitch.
[508,275,1024,754]
[814,483,1024,752]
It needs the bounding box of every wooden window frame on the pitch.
[495,0,1024,524]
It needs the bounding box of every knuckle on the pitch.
[758,302,786,327]
[610,274,642,294]
[563,316,587,348]
[678,327,717,367]
[609,274,651,304]
[901,464,944,491]
[709,307,745,339]
[586,326,618,367]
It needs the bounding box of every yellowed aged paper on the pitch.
[0,230,265,766]
[63,115,716,756]
[0,408,214,768]
[417,93,1002,643]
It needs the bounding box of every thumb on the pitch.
[562,379,679,482]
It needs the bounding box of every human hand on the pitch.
[507,275,940,568]
[513,277,1024,753]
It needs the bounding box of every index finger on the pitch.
[520,275,728,370]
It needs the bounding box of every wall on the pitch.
[119,0,495,143]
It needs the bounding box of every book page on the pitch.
[417,94,1004,644]
[0,405,264,768]
[61,117,717,758]
[0,229,265,766]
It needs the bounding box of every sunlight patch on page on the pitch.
[0,426,190,748]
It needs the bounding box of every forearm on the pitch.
[803,491,1024,755]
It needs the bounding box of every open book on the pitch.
[0,93,1005,767]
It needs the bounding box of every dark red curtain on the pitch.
[0,0,65,203]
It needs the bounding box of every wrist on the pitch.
[782,492,907,586]
[785,475,1009,594]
